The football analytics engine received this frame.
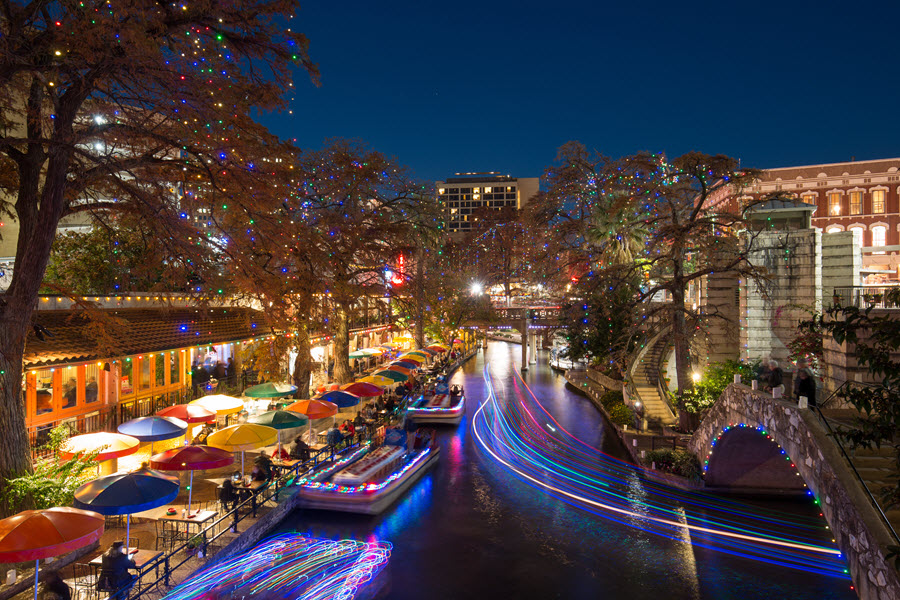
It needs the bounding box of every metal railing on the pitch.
[808,381,900,545]
[832,286,900,309]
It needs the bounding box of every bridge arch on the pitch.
[690,384,900,600]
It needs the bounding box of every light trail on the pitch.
[472,364,849,578]
[161,533,391,600]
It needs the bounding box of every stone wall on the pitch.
[690,384,900,600]
[822,230,862,307]
[741,229,822,365]
[701,271,740,366]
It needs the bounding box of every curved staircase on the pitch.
[630,333,677,426]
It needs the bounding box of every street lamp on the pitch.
[471,282,482,295]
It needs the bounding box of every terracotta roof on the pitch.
[26,307,268,368]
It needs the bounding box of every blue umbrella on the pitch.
[118,416,187,442]
[391,360,419,370]
[319,390,361,409]
[74,468,180,542]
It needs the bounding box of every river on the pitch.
[273,341,856,600]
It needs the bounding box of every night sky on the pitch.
[259,1,900,183]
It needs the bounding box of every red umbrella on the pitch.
[427,345,447,353]
[0,507,104,600]
[150,446,234,514]
[341,382,385,397]
[156,403,216,424]
[385,365,412,376]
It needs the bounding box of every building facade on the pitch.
[437,173,539,238]
[750,158,900,279]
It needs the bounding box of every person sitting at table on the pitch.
[191,423,213,446]
[340,419,355,437]
[271,442,290,460]
[326,424,343,450]
[363,404,375,420]
[385,396,396,413]
[97,541,136,598]
[289,436,311,461]
[374,397,385,412]
[219,478,239,511]
[41,571,71,600]
[251,454,273,482]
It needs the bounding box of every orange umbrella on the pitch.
[385,365,412,376]
[0,507,104,600]
[59,432,140,462]
[286,399,339,445]
[286,399,339,420]
[156,403,216,424]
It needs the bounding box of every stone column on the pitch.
[521,317,529,371]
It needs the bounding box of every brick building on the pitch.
[749,158,900,279]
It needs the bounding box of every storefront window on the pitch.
[170,352,180,385]
[121,359,134,395]
[156,353,166,387]
[35,368,54,415]
[62,367,77,409]
[85,364,99,403]
[140,356,151,390]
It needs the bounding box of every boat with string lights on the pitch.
[294,434,439,514]
[406,383,466,425]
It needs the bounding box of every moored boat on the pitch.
[294,433,439,514]
[407,384,465,425]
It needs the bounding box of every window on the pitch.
[156,353,166,387]
[872,189,885,213]
[849,191,862,215]
[872,225,887,251]
[35,368,55,415]
[829,192,842,215]
[849,226,864,248]
[140,356,151,389]
[120,359,134,395]
[825,225,842,233]
[85,364,99,403]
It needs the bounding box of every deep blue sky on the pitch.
[260,1,900,183]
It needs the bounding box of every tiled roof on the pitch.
[26,307,269,368]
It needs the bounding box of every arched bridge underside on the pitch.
[690,384,900,600]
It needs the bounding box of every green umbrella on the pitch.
[348,350,369,359]
[243,382,298,398]
[248,410,309,430]
[373,369,408,383]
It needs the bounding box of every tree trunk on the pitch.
[415,246,425,348]
[0,323,34,514]
[292,321,312,399]
[332,303,351,384]
[671,283,693,430]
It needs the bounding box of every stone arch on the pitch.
[690,384,900,600]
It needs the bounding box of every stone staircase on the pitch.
[850,444,900,537]
[630,336,677,426]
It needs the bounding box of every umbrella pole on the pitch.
[241,450,245,476]
[33,559,38,600]
[126,514,131,547]
[188,471,194,515]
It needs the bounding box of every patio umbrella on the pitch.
[60,432,141,477]
[318,390,360,409]
[190,394,244,416]
[373,369,408,383]
[156,404,216,424]
[118,416,187,454]
[328,383,341,391]
[207,423,277,475]
[409,349,432,357]
[385,365,412,376]
[392,336,414,343]
[427,345,448,353]
[341,382,385,397]
[242,382,297,398]
[0,507,104,600]
[74,468,179,544]
[391,360,419,370]
[362,347,385,355]
[398,354,426,363]
[358,375,396,388]
[150,446,234,515]
[286,400,339,444]
[348,350,369,359]
[453,338,464,345]
[249,410,309,447]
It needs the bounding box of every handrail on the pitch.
[807,386,900,545]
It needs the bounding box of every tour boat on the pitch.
[406,384,465,425]
[294,436,439,514]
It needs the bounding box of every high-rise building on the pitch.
[437,172,539,238]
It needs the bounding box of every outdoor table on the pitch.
[89,547,164,582]
[158,510,217,551]
[271,458,302,475]
[209,479,268,517]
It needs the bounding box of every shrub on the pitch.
[607,403,634,427]
[646,449,702,481]
[599,389,624,410]
[677,360,755,415]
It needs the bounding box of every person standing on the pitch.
[796,368,817,407]
[764,360,783,394]
[792,357,813,400]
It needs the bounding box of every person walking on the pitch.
[792,357,813,400]
[796,368,817,407]
[764,360,783,394]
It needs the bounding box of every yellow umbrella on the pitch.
[190,394,244,415]
[358,375,397,388]
[398,354,426,363]
[392,336,414,343]
[207,423,277,475]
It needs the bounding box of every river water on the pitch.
[274,341,856,600]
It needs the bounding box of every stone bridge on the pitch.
[690,384,900,600]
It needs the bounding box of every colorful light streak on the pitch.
[162,533,390,600]
[472,365,850,578]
